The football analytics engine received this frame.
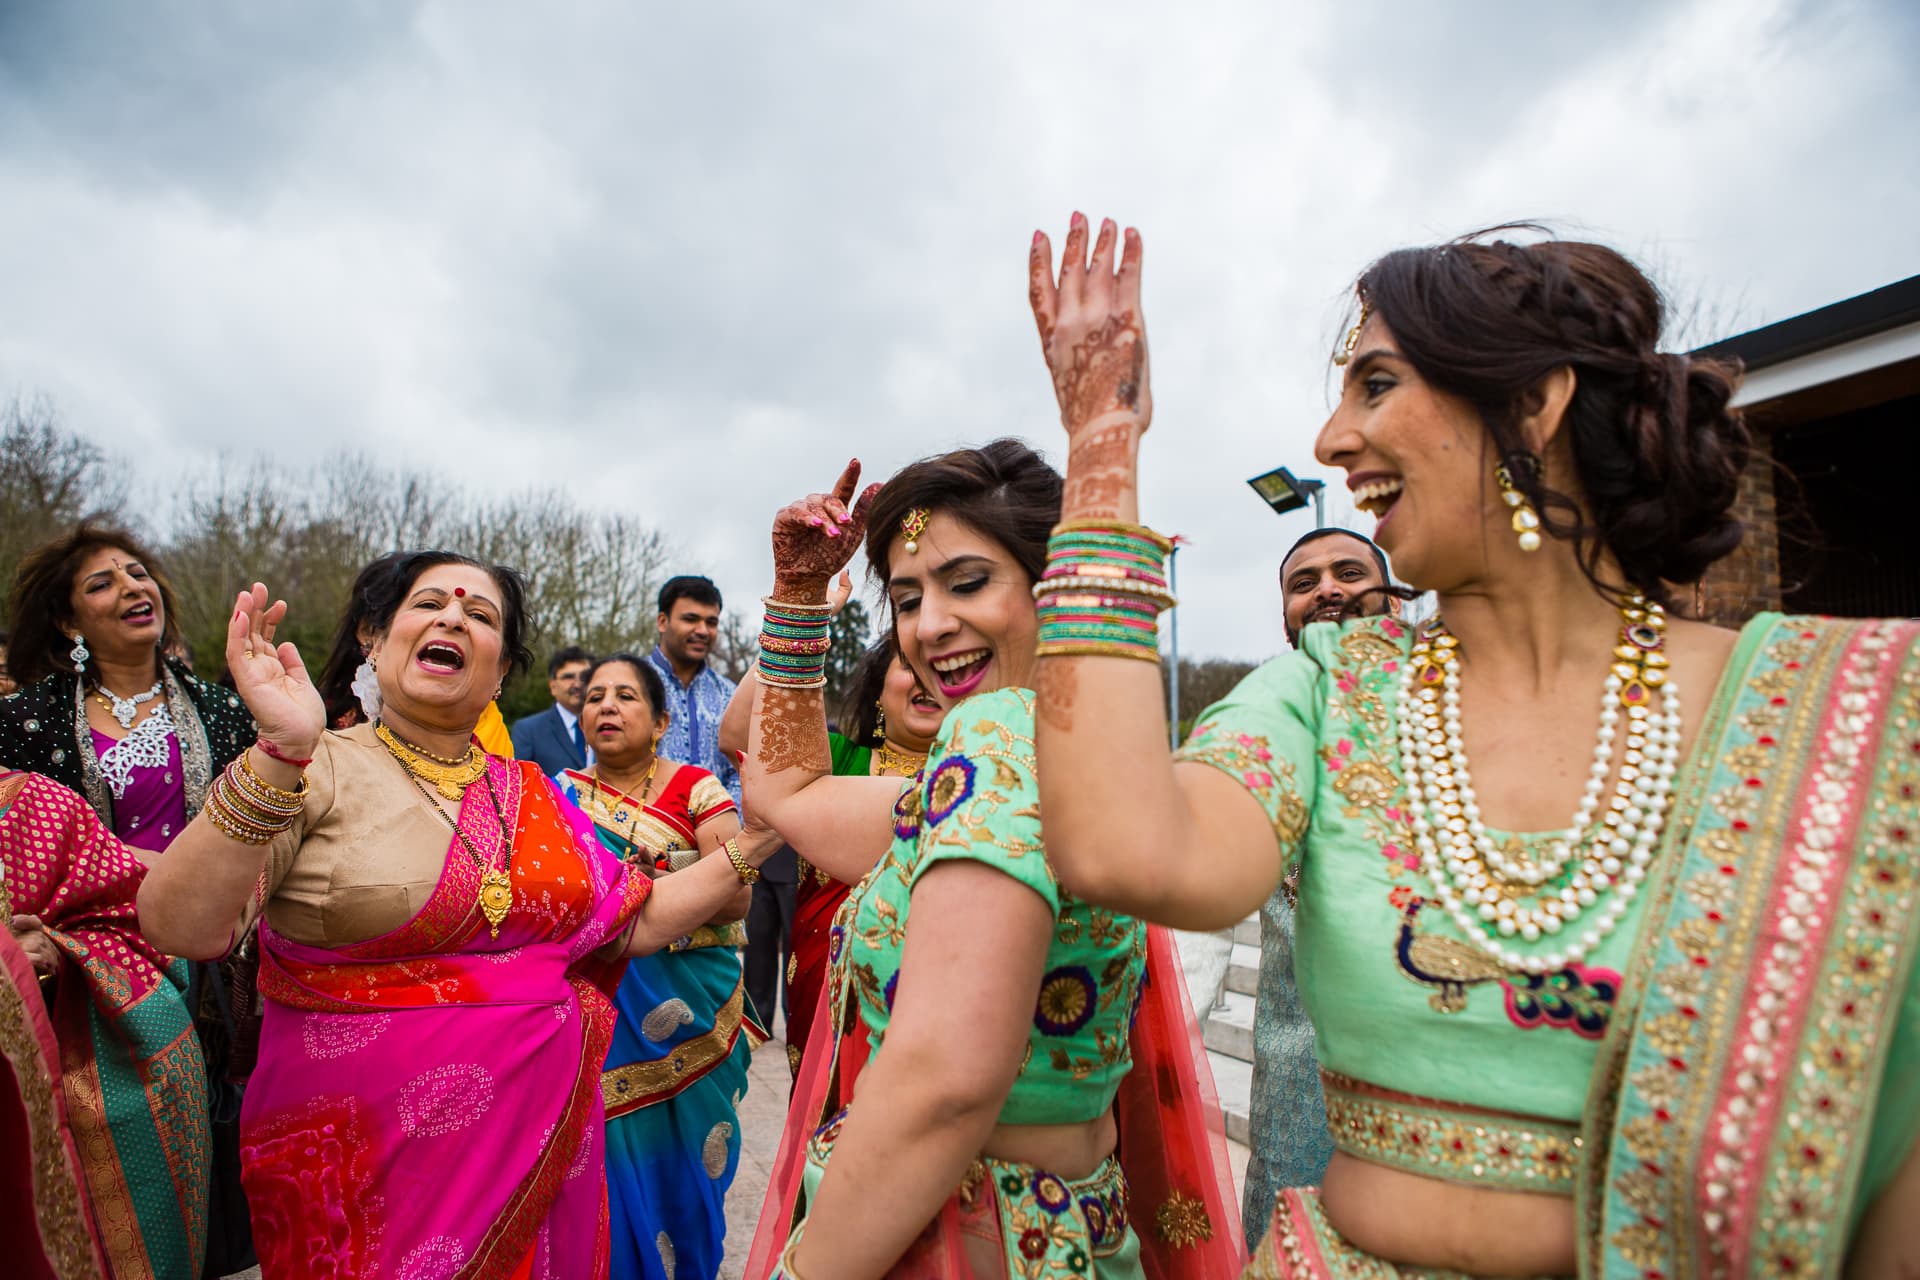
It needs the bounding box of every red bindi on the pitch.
[453,587,466,598]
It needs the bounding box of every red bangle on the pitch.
[255,737,314,769]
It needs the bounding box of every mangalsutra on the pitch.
[586,756,659,860]
[1397,596,1682,975]
[407,768,515,939]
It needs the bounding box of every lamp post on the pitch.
[1246,465,1327,528]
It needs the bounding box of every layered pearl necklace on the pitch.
[1396,597,1683,975]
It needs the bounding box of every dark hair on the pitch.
[1280,528,1391,584]
[836,635,899,747]
[658,575,722,616]
[314,550,534,727]
[583,651,668,718]
[5,522,183,686]
[1352,227,1749,603]
[547,645,594,678]
[317,551,405,726]
[863,438,1063,598]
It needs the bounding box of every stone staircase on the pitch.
[1199,915,1260,1146]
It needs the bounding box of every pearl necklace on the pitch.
[1396,597,1683,975]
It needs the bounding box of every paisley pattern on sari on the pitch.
[240,757,650,1280]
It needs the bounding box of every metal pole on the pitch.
[1166,545,1180,748]
[1311,485,1326,530]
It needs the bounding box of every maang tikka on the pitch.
[900,509,930,555]
[1495,462,1543,553]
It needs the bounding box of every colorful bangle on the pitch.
[1034,639,1164,663]
[1035,522,1174,662]
[758,600,831,688]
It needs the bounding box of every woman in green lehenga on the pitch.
[1021,217,1919,1276]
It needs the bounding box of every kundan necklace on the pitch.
[872,739,927,778]
[404,768,516,939]
[375,719,487,800]
[1397,595,1682,975]
[94,680,163,730]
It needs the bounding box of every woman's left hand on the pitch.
[9,914,58,979]
[1029,214,1152,438]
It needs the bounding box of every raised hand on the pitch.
[770,459,882,602]
[226,583,326,755]
[1029,214,1152,437]
[1029,216,1150,522]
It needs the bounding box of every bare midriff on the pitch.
[980,1110,1119,1182]
[1321,1153,1576,1276]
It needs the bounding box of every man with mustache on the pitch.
[1280,527,1401,647]
[1239,527,1401,1245]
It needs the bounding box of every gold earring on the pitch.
[1496,463,1543,553]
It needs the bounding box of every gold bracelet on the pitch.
[236,752,309,813]
[778,1235,808,1279]
[1034,640,1165,663]
[723,837,761,885]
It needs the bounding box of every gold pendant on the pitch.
[438,778,465,801]
[479,866,513,939]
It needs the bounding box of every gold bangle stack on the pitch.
[722,837,760,885]
[205,752,308,846]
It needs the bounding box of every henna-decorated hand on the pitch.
[1029,214,1152,438]
[769,459,881,601]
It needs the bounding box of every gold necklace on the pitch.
[872,739,927,777]
[405,770,515,939]
[586,756,659,858]
[376,720,486,800]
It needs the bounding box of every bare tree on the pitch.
[0,393,131,610]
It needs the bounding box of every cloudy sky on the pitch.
[2,0,1915,661]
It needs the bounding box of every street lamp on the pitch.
[1247,466,1327,528]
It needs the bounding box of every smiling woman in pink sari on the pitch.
[135,552,782,1280]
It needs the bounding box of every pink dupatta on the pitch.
[239,758,650,1280]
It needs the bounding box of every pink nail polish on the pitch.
[1032,230,1043,246]
[1071,211,1085,228]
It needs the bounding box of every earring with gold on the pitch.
[1495,462,1543,553]
[873,698,888,741]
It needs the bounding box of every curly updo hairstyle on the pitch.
[1354,227,1750,605]
[863,438,1064,596]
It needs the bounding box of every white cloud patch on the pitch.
[1,0,1914,661]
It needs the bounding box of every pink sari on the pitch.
[239,758,651,1280]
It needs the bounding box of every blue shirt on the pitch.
[644,646,741,804]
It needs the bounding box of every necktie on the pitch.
[570,718,586,759]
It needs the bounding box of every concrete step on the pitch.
[1207,1049,1254,1146]
[1201,988,1256,1062]
[1232,915,1260,948]
[1226,941,1261,998]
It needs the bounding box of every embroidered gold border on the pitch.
[601,983,747,1117]
[1322,1070,1580,1194]
[0,964,103,1279]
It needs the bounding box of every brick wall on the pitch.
[1689,431,1780,625]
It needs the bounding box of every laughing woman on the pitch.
[135,552,783,1280]
[741,450,1242,1279]
[554,653,756,1280]
[1023,219,1920,1277]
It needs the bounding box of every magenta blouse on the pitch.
[91,710,188,854]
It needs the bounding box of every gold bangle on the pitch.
[778,1235,808,1279]
[236,752,309,811]
[1034,641,1164,663]
[1050,518,1176,552]
[723,837,761,885]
